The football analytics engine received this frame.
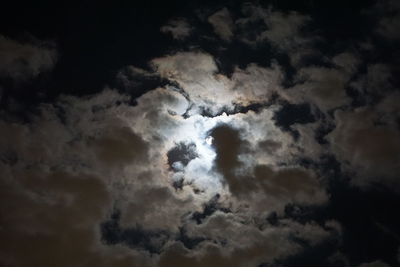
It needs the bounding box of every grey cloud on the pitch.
[210,124,246,192]
[3,3,375,262]
[327,99,400,189]
[231,62,284,104]
[351,63,393,100]
[116,65,159,92]
[151,51,218,80]
[151,51,235,114]
[0,34,57,81]
[160,18,192,40]
[118,186,194,231]
[159,229,301,267]
[0,87,197,266]
[208,8,234,41]
[160,212,339,267]
[89,126,148,166]
[377,14,400,40]
[358,260,391,267]
[253,165,327,206]
[374,0,400,40]
[236,4,316,66]
[291,122,325,159]
[0,168,144,267]
[327,252,351,267]
[210,122,327,213]
[151,51,288,115]
[288,65,352,112]
[333,52,361,74]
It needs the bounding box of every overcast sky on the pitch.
[1,0,400,266]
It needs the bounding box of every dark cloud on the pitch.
[372,0,400,41]
[160,18,193,40]
[211,124,245,188]
[89,126,148,166]
[327,104,400,189]
[0,34,57,81]
[0,170,120,267]
[358,260,391,267]
[236,4,317,66]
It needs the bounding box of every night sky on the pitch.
[1,1,400,267]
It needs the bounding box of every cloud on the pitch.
[288,65,352,112]
[7,2,398,265]
[236,4,316,66]
[0,70,333,265]
[373,0,400,40]
[207,8,234,41]
[351,63,394,101]
[0,34,57,81]
[159,212,339,267]
[151,51,289,116]
[160,18,192,40]
[230,62,284,105]
[0,87,194,265]
[0,166,149,267]
[333,52,361,74]
[210,122,328,214]
[89,126,148,166]
[327,94,400,189]
[115,65,160,94]
[358,260,391,267]
[151,51,235,114]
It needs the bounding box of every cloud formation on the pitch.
[208,8,234,41]
[1,1,400,266]
[0,34,57,81]
[160,18,192,40]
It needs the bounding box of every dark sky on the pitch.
[1,1,399,267]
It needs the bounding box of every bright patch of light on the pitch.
[205,136,213,145]
[166,111,232,194]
